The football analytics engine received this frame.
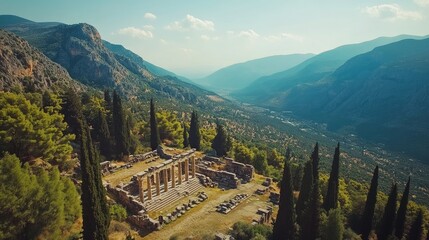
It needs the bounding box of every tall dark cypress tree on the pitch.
[149,98,160,150]
[272,150,296,240]
[189,111,201,150]
[300,179,321,240]
[324,142,340,211]
[61,90,84,136]
[183,124,189,148]
[408,210,423,240]
[211,122,228,157]
[80,122,110,240]
[395,177,411,239]
[112,90,129,157]
[361,166,379,240]
[377,183,398,240]
[95,110,111,159]
[296,160,314,224]
[311,142,319,182]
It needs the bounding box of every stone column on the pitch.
[167,168,171,182]
[138,177,144,203]
[155,171,160,196]
[185,158,189,181]
[147,175,152,200]
[178,161,182,185]
[191,157,196,178]
[171,164,176,188]
[163,169,168,192]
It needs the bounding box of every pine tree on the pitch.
[407,210,423,240]
[272,155,296,240]
[296,160,314,224]
[361,166,379,240]
[377,183,398,240]
[95,110,111,159]
[61,90,84,136]
[324,142,340,211]
[395,177,411,239]
[325,208,345,240]
[80,122,110,240]
[211,122,229,157]
[112,90,129,157]
[311,142,320,182]
[189,111,201,150]
[300,179,321,240]
[149,98,160,150]
[183,124,189,148]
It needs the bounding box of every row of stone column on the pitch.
[138,157,196,203]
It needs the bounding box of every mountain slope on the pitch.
[279,38,429,161]
[102,40,192,84]
[234,35,427,104]
[0,29,82,92]
[197,54,314,92]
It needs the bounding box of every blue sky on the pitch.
[1,0,428,78]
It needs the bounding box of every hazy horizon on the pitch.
[1,0,429,78]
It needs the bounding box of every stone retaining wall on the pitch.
[196,166,240,189]
[224,158,254,183]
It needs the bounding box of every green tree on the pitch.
[324,143,340,211]
[94,110,112,159]
[112,90,129,157]
[234,143,254,164]
[61,90,84,136]
[361,166,379,240]
[253,150,268,175]
[395,177,410,239]
[150,98,161,150]
[189,111,201,150]
[324,208,344,240]
[300,179,321,240]
[183,124,189,148]
[377,183,397,240]
[311,142,320,182]
[268,148,284,167]
[80,123,110,240]
[272,155,296,240]
[0,92,74,167]
[211,122,230,157]
[156,110,183,147]
[407,210,423,240]
[296,160,314,223]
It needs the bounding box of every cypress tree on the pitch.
[311,142,319,182]
[149,98,160,150]
[407,210,423,240]
[300,179,321,240]
[324,142,340,211]
[361,166,379,240]
[189,111,201,150]
[95,110,111,159]
[272,154,296,240]
[112,90,129,157]
[296,160,313,224]
[377,183,398,240]
[211,122,228,157]
[183,124,189,148]
[80,122,110,240]
[61,90,84,136]
[395,177,411,239]
[325,208,345,240]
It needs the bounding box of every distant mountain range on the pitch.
[196,54,314,93]
[0,15,220,109]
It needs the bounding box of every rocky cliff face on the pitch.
[0,29,81,91]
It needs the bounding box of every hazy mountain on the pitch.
[272,38,429,161]
[234,35,427,103]
[0,29,82,92]
[197,54,314,93]
[0,15,221,108]
[102,40,193,84]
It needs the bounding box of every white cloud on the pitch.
[166,14,215,31]
[143,25,155,30]
[144,12,157,20]
[265,33,304,42]
[238,29,260,39]
[201,35,211,41]
[364,4,422,21]
[414,0,429,6]
[160,39,168,44]
[181,48,194,54]
[118,27,153,39]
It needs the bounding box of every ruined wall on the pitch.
[224,158,254,183]
[196,166,240,189]
[106,185,145,214]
